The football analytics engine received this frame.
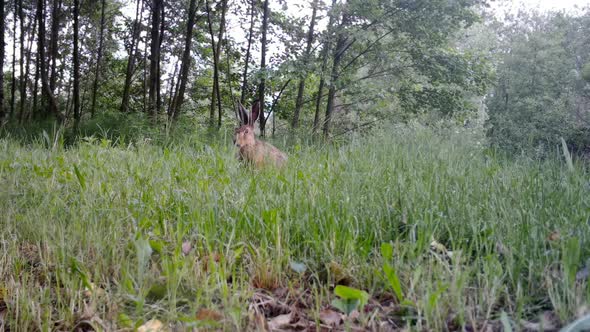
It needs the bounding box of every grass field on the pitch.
[0,124,588,331]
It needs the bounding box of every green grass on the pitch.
[0,124,588,331]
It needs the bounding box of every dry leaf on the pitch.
[268,313,292,331]
[547,231,560,242]
[196,308,224,322]
[83,283,105,298]
[137,319,167,332]
[320,309,342,327]
[181,241,192,255]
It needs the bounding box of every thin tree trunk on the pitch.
[0,0,6,120]
[215,0,228,127]
[33,52,39,116]
[205,0,217,125]
[10,0,17,118]
[49,0,61,92]
[37,0,63,121]
[17,0,28,123]
[120,0,143,113]
[22,14,37,121]
[148,0,162,118]
[170,0,198,119]
[292,0,318,129]
[157,1,165,114]
[90,0,107,117]
[323,13,349,138]
[240,0,255,105]
[73,0,80,129]
[313,0,337,135]
[166,60,179,117]
[258,0,269,136]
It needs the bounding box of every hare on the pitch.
[233,101,287,168]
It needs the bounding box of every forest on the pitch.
[0,0,589,330]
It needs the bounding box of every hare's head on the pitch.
[233,101,260,149]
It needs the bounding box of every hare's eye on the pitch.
[244,129,249,134]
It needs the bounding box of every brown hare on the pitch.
[233,101,287,168]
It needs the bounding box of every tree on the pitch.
[73,0,81,129]
[148,0,163,118]
[170,0,198,120]
[291,0,318,129]
[258,0,269,136]
[239,0,256,105]
[37,0,63,121]
[90,0,107,117]
[120,0,144,113]
[0,0,5,120]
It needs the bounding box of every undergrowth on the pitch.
[0,123,588,331]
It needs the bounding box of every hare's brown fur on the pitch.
[234,102,287,168]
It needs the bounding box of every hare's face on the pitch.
[233,125,256,148]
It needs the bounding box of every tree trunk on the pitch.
[10,0,17,118]
[90,0,107,117]
[166,60,179,117]
[291,0,318,129]
[205,0,217,125]
[17,0,28,122]
[49,0,61,92]
[258,0,269,136]
[0,0,5,120]
[22,14,36,120]
[148,0,162,118]
[37,0,63,121]
[120,0,143,113]
[240,0,256,105]
[323,13,349,138]
[313,0,337,135]
[170,0,198,119]
[72,0,80,129]
[157,2,165,114]
[215,0,228,127]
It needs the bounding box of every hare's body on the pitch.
[234,101,287,168]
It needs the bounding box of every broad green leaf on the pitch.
[383,264,403,302]
[334,285,369,307]
[331,298,359,315]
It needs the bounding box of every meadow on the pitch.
[0,124,588,331]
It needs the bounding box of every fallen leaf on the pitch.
[268,313,292,330]
[181,241,192,256]
[137,319,167,332]
[319,309,342,326]
[547,231,560,242]
[196,308,224,322]
[82,283,105,298]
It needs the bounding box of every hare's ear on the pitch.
[250,100,261,125]
[238,102,249,125]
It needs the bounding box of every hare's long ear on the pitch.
[238,102,249,125]
[250,100,261,126]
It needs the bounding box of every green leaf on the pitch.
[334,285,369,307]
[149,240,165,254]
[383,264,403,302]
[331,298,359,315]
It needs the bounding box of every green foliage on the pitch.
[485,10,590,157]
[332,285,370,315]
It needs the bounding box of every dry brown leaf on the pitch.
[181,241,192,255]
[137,319,168,332]
[196,308,224,322]
[547,231,561,242]
[268,313,292,331]
[319,309,342,327]
[82,283,105,298]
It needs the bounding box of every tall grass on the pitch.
[0,124,588,330]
